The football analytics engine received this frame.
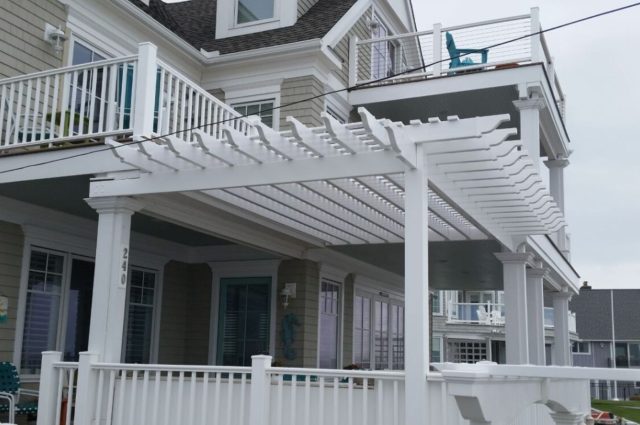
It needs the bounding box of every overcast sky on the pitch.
[412,1,640,289]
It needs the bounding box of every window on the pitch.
[70,41,108,134]
[319,280,341,368]
[124,269,157,364]
[237,0,274,24]
[432,291,442,315]
[615,342,629,368]
[21,250,65,374]
[233,100,274,128]
[431,337,442,363]
[571,341,590,355]
[353,289,403,370]
[630,343,640,367]
[371,16,396,79]
[450,341,488,363]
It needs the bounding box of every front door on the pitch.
[217,277,271,366]
[63,258,95,361]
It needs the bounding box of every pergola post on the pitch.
[545,158,570,257]
[495,252,533,364]
[552,290,572,366]
[85,196,142,361]
[526,267,546,365]
[513,95,545,171]
[403,144,430,422]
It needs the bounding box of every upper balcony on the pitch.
[0,45,250,156]
[348,8,570,161]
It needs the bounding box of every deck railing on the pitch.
[0,43,250,153]
[350,8,566,117]
[446,301,577,332]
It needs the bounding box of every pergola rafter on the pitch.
[90,108,565,248]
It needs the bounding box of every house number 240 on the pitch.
[120,247,129,287]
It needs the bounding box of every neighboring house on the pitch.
[570,282,640,400]
[0,1,600,425]
[432,289,578,364]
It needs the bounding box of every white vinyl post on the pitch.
[133,42,158,137]
[526,268,546,365]
[249,355,272,425]
[37,351,63,425]
[85,196,142,362]
[552,290,572,366]
[530,7,542,63]
[495,252,533,364]
[433,23,442,76]
[404,144,429,423]
[513,95,545,171]
[545,158,570,256]
[74,352,100,425]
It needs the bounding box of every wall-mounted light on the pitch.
[44,23,67,55]
[281,283,296,309]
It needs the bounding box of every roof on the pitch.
[570,289,640,341]
[128,0,358,55]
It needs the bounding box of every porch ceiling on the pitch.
[89,109,565,249]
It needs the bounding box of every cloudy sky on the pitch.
[411,1,640,289]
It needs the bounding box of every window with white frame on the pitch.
[353,289,404,370]
[371,15,396,80]
[124,269,157,364]
[232,99,274,128]
[431,336,442,363]
[318,279,341,368]
[19,247,158,373]
[571,341,590,355]
[236,0,274,24]
[432,290,443,315]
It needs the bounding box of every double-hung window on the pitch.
[318,279,341,368]
[236,0,275,24]
[124,269,158,364]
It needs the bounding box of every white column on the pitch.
[133,42,158,137]
[495,252,533,364]
[545,158,570,256]
[404,144,429,423]
[526,268,546,365]
[513,95,545,171]
[552,290,572,366]
[74,352,100,425]
[85,196,142,362]
[36,351,63,425]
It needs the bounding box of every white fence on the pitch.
[0,44,251,153]
[350,8,566,117]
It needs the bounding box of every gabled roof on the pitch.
[129,0,358,55]
[570,288,640,341]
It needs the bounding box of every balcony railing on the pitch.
[0,44,250,153]
[446,302,577,332]
[350,8,566,117]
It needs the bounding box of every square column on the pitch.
[513,95,545,171]
[526,267,546,365]
[403,145,429,423]
[545,158,570,257]
[552,290,572,366]
[85,196,142,362]
[495,252,534,364]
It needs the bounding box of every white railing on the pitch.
[0,43,251,153]
[0,56,137,150]
[446,301,505,325]
[36,354,79,425]
[351,9,566,117]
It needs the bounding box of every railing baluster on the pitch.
[4,83,15,144]
[106,370,116,425]
[163,371,173,425]
[393,380,399,425]
[333,377,339,425]
[116,370,127,425]
[88,66,98,134]
[376,379,384,425]
[140,371,149,425]
[128,370,138,425]
[54,368,64,425]
[106,64,118,132]
[0,84,7,145]
[21,79,33,144]
[152,371,161,425]
[68,70,79,137]
[290,375,297,425]
[97,65,108,133]
[225,373,234,425]
[95,369,105,425]
[117,63,127,130]
[31,78,41,140]
[239,373,246,425]
[304,375,311,425]
[12,81,23,144]
[200,372,209,425]
[318,377,325,425]
[362,378,368,425]
[276,375,283,425]
[176,371,185,425]
[348,377,354,425]
[78,69,89,134]
[65,368,76,425]
[214,372,222,425]
[188,372,196,425]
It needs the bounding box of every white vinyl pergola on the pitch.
[86,108,565,425]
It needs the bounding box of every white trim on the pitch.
[207,260,281,365]
[228,89,281,130]
[323,0,372,48]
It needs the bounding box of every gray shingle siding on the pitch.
[570,289,640,341]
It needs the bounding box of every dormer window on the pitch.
[237,0,274,24]
[215,0,296,39]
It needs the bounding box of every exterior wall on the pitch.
[0,0,66,78]
[208,88,226,104]
[275,259,319,368]
[334,7,372,89]
[573,341,611,368]
[0,221,24,362]
[279,76,325,129]
[297,0,319,18]
[158,261,212,365]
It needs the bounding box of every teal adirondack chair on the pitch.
[445,32,489,70]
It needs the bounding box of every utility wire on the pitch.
[1,1,639,176]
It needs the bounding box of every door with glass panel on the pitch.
[318,279,340,368]
[353,290,404,370]
[217,277,271,366]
